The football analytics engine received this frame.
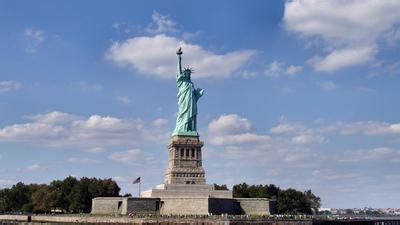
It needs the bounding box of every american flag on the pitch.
[132,177,141,184]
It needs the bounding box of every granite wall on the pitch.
[159,197,209,215]
[91,197,127,214]
[92,197,274,215]
[235,198,271,215]
[127,197,160,215]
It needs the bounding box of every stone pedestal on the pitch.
[165,135,206,185]
[142,135,233,199]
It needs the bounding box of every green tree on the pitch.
[0,188,11,213]
[233,183,281,199]
[67,177,120,213]
[49,180,65,211]
[277,188,313,214]
[99,178,120,197]
[304,189,321,213]
[214,184,228,190]
[68,182,87,213]
[32,185,57,213]
[233,183,250,198]
[248,184,263,198]
[48,176,79,212]
[7,182,32,212]
[0,176,121,214]
[21,202,33,212]
[265,184,280,199]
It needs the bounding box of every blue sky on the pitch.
[1,0,400,208]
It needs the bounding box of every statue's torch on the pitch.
[176,47,183,55]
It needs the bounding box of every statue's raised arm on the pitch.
[176,47,183,75]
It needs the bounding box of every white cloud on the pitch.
[265,61,283,76]
[264,61,302,77]
[0,123,66,142]
[145,12,177,34]
[26,111,78,124]
[284,0,400,71]
[339,147,400,163]
[208,114,252,135]
[211,133,270,145]
[268,120,400,148]
[312,169,358,181]
[271,120,400,137]
[24,28,44,42]
[108,149,142,164]
[0,111,168,148]
[152,118,168,127]
[112,23,120,29]
[0,81,21,93]
[271,122,325,145]
[67,157,100,164]
[270,122,306,134]
[24,27,45,53]
[390,124,400,133]
[207,114,270,145]
[291,134,325,145]
[106,34,255,79]
[319,81,337,91]
[285,0,400,44]
[85,147,106,154]
[270,121,326,145]
[22,163,47,172]
[282,149,320,163]
[309,46,377,72]
[241,70,257,79]
[334,121,400,136]
[286,65,303,75]
[117,96,131,105]
[77,115,123,129]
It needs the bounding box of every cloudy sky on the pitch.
[1,0,400,208]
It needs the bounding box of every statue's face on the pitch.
[184,70,191,78]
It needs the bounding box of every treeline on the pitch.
[215,183,321,215]
[0,176,120,213]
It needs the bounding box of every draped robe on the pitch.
[173,71,203,135]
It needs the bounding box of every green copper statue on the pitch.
[173,48,204,136]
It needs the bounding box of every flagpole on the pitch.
[139,180,141,197]
[133,177,141,197]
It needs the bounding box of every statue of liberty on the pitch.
[173,48,204,136]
